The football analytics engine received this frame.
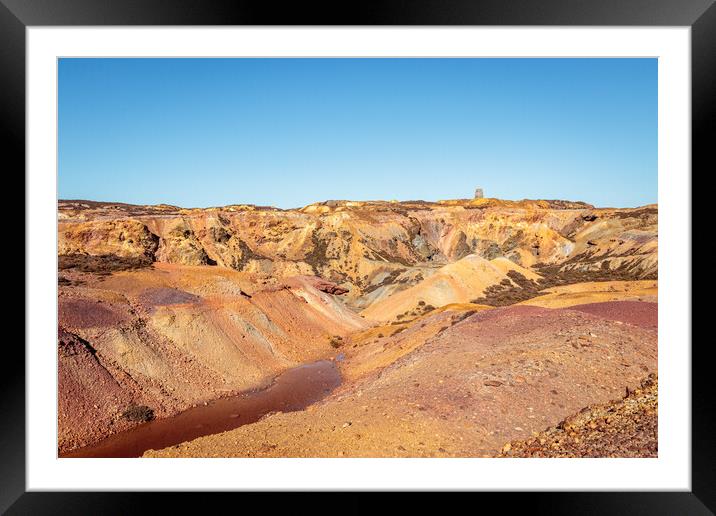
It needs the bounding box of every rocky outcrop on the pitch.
[59,219,159,259]
[58,198,658,310]
[500,374,658,458]
[299,276,350,295]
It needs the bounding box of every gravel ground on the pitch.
[500,374,657,458]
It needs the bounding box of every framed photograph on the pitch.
[6,0,712,512]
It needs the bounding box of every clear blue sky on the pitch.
[58,58,657,209]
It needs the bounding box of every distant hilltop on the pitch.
[59,197,601,217]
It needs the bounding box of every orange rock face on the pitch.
[58,198,657,310]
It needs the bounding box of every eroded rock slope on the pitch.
[57,197,658,457]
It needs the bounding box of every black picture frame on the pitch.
[4,0,711,513]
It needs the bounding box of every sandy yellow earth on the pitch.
[339,303,492,381]
[519,280,657,308]
[360,255,539,323]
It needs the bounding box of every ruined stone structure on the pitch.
[474,188,484,199]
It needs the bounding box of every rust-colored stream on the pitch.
[62,360,341,458]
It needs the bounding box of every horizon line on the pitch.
[57,196,658,212]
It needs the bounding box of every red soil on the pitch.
[58,298,130,329]
[567,301,657,329]
[58,327,140,451]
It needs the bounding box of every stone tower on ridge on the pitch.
[474,188,484,199]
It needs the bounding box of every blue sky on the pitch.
[58,58,656,209]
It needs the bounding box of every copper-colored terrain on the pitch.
[57,198,657,457]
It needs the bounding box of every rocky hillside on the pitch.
[59,198,657,314]
[57,262,367,453]
[57,197,658,456]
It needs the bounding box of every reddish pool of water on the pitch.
[62,360,341,458]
